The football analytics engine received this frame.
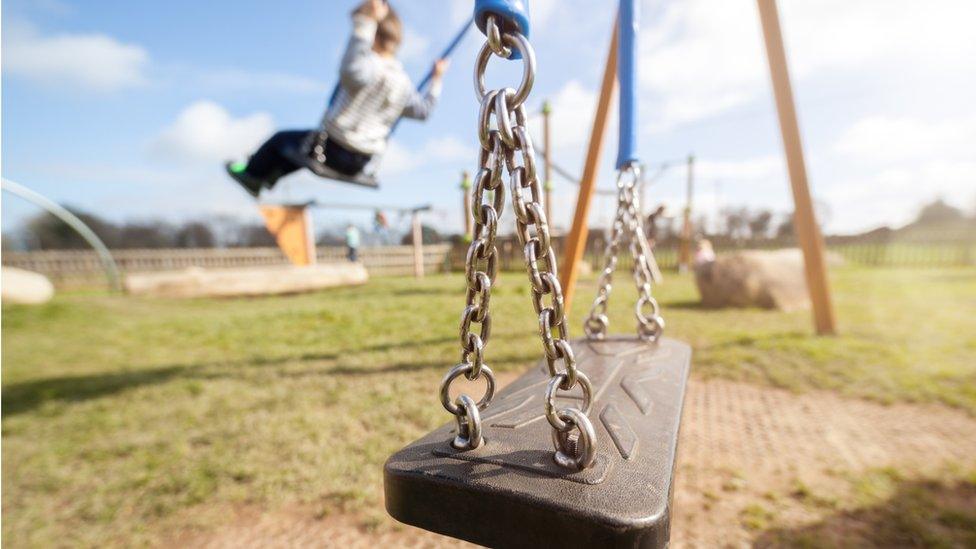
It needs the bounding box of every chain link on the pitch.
[584,164,666,342]
[439,17,597,470]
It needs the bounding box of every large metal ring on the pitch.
[551,408,597,470]
[544,371,592,431]
[474,32,535,107]
[452,394,484,450]
[637,315,665,342]
[440,363,495,415]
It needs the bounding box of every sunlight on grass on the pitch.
[2,267,974,545]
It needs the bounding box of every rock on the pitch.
[694,249,811,310]
[2,267,55,305]
[124,263,369,298]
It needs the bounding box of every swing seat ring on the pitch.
[452,394,484,450]
[439,363,496,415]
[551,408,598,470]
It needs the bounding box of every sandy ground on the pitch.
[170,377,976,548]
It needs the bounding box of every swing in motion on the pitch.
[384,2,691,547]
[225,0,471,196]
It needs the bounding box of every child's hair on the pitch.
[375,8,402,53]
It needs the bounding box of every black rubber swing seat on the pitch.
[385,336,691,549]
[304,158,380,189]
[283,143,381,189]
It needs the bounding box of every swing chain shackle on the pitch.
[584,163,666,342]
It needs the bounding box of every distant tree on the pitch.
[748,210,773,239]
[401,224,443,245]
[118,222,174,249]
[775,215,795,239]
[915,199,966,226]
[316,230,345,247]
[174,222,216,248]
[721,207,749,240]
[237,225,277,247]
[25,208,121,249]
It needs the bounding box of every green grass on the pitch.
[2,267,975,546]
[762,468,976,547]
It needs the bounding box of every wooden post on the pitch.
[757,0,837,335]
[678,155,695,273]
[542,101,554,229]
[461,171,473,241]
[559,21,619,314]
[412,210,425,278]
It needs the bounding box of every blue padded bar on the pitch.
[474,0,530,59]
[616,0,640,169]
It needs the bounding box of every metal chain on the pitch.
[439,17,598,470]
[584,163,665,342]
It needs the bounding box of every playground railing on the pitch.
[445,234,976,273]
[2,244,453,289]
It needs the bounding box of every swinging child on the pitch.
[226,0,450,197]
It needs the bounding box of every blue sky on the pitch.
[3,0,974,237]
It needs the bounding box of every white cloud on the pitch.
[528,80,599,153]
[639,0,976,128]
[2,21,149,92]
[382,135,476,176]
[190,68,329,95]
[823,161,976,232]
[399,25,431,63]
[834,115,976,163]
[151,101,275,164]
[695,156,784,181]
[826,114,976,231]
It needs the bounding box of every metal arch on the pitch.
[2,178,122,292]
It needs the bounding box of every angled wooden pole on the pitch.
[559,21,620,314]
[757,0,836,335]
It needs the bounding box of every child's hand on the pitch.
[356,0,389,21]
[432,59,451,80]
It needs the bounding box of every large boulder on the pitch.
[2,267,55,305]
[124,263,368,298]
[694,249,811,310]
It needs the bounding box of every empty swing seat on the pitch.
[385,336,691,549]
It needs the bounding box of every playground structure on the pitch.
[288,19,474,188]
[385,1,691,546]
[260,201,433,277]
[548,0,836,336]
[385,0,839,546]
[1,178,121,292]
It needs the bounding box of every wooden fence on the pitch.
[2,245,453,288]
[4,238,973,290]
[448,235,976,272]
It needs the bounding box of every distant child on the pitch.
[694,239,716,267]
[645,204,667,246]
[226,0,450,197]
[345,225,361,262]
